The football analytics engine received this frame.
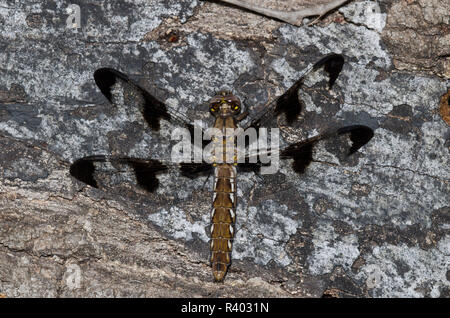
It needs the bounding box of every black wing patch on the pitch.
[124,158,168,192]
[240,125,374,174]
[337,125,374,155]
[311,53,344,89]
[94,68,171,131]
[245,53,345,129]
[69,157,99,188]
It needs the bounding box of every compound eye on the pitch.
[233,104,240,111]
[210,103,219,113]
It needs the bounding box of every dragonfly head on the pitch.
[209,90,242,118]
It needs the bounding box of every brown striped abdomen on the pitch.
[210,164,236,282]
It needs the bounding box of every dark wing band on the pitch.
[244,53,344,130]
[70,155,213,193]
[94,68,205,144]
[240,125,374,174]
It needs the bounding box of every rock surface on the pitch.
[0,0,449,297]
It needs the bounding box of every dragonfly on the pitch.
[69,53,374,282]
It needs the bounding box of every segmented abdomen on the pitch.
[210,164,236,282]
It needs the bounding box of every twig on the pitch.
[216,0,349,26]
